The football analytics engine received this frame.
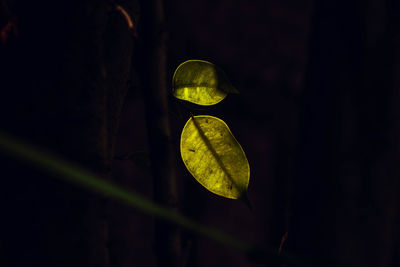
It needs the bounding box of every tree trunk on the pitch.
[139,0,182,266]
[0,1,138,266]
[290,0,400,266]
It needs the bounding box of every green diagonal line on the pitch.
[0,130,349,267]
[0,131,249,252]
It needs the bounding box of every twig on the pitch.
[279,232,289,254]
[113,4,137,37]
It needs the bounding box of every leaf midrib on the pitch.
[190,116,241,196]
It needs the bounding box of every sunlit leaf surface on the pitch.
[180,115,250,199]
[173,60,238,106]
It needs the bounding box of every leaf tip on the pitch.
[228,86,240,94]
[240,192,253,211]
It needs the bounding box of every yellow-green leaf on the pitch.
[172,60,238,106]
[180,115,250,199]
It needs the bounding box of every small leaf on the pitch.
[173,60,238,106]
[180,115,250,199]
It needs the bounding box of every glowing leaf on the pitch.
[172,60,238,106]
[180,115,250,199]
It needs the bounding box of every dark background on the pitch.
[1,0,399,266]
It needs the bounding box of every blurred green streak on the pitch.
[0,131,347,267]
[0,131,249,252]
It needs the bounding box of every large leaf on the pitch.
[180,115,250,199]
[172,60,238,106]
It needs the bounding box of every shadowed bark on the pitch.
[0,1,138,266]
[139,0,182,266]
[290,1,400,266]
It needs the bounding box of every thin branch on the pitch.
[115,5,134,30]
[279,232,289,254]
